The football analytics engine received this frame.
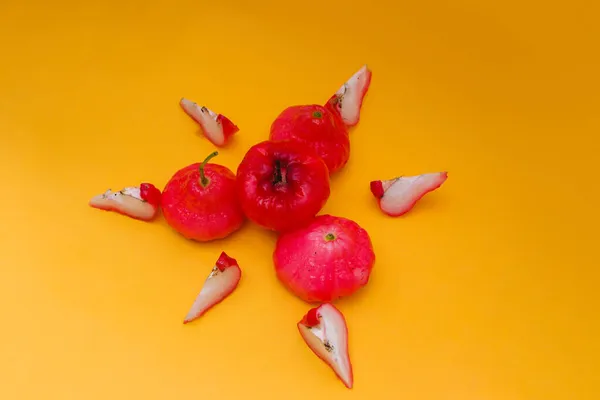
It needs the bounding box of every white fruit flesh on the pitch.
[184,265,241,323]
[380,172,447,215]
[89,188,155,220]
[335,65,370,126]
[299,304,353,388]
[120,186,142,200]
[180,98,225,146]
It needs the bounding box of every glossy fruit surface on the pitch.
[270,104,350,173]
[236,140,330,232]
[274,214,375,302]
[162,152,245,241]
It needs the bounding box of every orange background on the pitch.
[1,0,598,399]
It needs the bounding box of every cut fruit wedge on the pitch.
[298,303,354,389]
[89,183,161,221]
[370,172,448,216]
[325,65,372,127]
[183,252,241,324]
[180,98,239,147]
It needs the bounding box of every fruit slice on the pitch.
[179,98,239,147]
[325,65,372,127]
[183,252,241,324]
[298,303,353,389]
[370,172,448,216]
[89,183,161,221]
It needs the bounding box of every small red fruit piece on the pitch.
[162,151,245,241]
[369,180,385,199]
[274,214,375,302]
[370,172,448,216]
[236,140,330,232]
[216,251,238,271]
[180,98,239,147]
[298,303,354,389]
[270,105,350,174]
[140,183,162,207]
[303,307,321,327]
[325,65,372,127]
[89,183,161,221]
[183,251,241,324]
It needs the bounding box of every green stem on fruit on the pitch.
[199,151,219,187]
[325,233,335,241]
[312,111,322,118]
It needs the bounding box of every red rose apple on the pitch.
[236,140,330,232]
[269,105,350,174]
[162,151,245,241]
[273,214,375,302]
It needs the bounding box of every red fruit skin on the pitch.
[270,105,350,174]
[217,114,239,139]
[161,163,245,241]
[216,251,238,271]
[140,183,162,207]
[236,140,331,233]
[273,214,375,302]
[369,180,384,199]
[302,307,321,327]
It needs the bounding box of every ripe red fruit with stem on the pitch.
[270,105,350,174]
[236,140,330,233]
[273,214,375,302]
[161,151,245,241]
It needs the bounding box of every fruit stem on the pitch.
[199,151,219,187]
[273,160,284,185]
[325,233,335,241]
[312,111,322,118]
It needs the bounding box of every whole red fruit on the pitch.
[270,105,350,174]
[236,140,330,232]
[162,151,245,241]
[273,214,375,302]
